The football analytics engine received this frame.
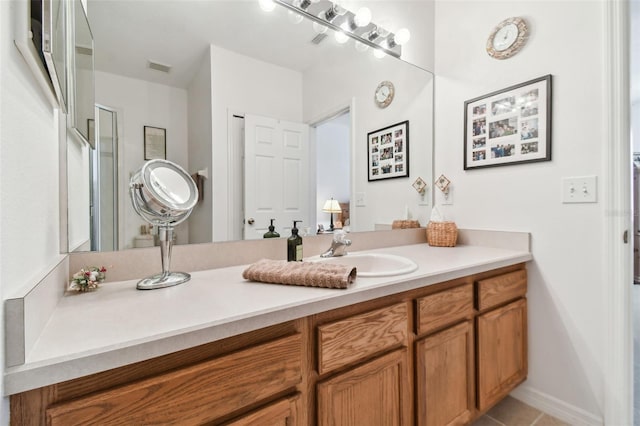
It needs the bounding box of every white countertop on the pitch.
[4,243,531,395]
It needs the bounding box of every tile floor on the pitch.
[472,396,569,426]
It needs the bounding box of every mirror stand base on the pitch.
[136,272,191,290]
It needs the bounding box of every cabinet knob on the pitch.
[247,218,255,225]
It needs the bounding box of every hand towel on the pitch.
[242,259,357,289]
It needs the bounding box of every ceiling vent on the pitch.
[147,60,172,73]
[311,33,328,45]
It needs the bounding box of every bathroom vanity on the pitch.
[6,232,531,425]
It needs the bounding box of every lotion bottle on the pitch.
[263,219,280,238]
[287,220,303,261]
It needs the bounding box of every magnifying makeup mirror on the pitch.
[130,159,199,290]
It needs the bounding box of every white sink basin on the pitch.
[311,253,418,277]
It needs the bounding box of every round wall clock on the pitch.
[374,81,395,108]
[486,17,528,60]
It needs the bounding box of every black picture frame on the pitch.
[367,120,409,181]
[463,75,552,170]
[144,126,166,160]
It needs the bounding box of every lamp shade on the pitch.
[323,198,342,213]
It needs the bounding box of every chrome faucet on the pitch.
[320,230,352,257]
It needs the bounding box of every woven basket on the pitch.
[426,221,458,247]
[391,220,421,229]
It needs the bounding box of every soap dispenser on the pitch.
[287,220,303,262]
[263,219,280,238]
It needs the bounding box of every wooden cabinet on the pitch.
[317,349,411,426]
[317,303,408,375]
[416,321,474,426]
[44,334,302,426]
[223,395,300,426]
[477,298,528,411]
[10,264,528,426]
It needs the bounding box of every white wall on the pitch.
[304,53,434,231]
[95,71,190,248]
[316,118,351,229]
[434,1,605,421]
[187,51,213,244]
[0,0,64,422]
[209,45,303,242]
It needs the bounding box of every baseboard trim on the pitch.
[510,385,603,426]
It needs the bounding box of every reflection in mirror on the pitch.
[70,0,434,252]
[70,0,95,146]
[42,0,68,111]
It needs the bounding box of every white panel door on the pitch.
[244,114,309,240]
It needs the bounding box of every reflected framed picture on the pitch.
[463,74,552,170]
[144,126,166,160]
[367,120,409,181]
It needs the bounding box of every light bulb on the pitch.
[373,47,387,59]
[288,10,303,24]
[395,28,411,45]
[334,30,349,44]
[355,41,369,52]
[354,7,372,27]
[258,0,276,12]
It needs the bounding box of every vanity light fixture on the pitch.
[353,7,372,28]
[322,3,346,22]
[271,0,408,58]
[387,28,411,48]
[293,0,320,10]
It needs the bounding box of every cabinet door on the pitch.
[477,298,527,411]
[224,395,299,426]
[416,321,474,426]
[317,349,410,426]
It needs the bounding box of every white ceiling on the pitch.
[88,0,367,88]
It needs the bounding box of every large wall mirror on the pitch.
[68,0,434,252]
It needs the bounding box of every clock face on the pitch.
[492,23,518,51]
[375,81,394,108]
[487,17,528,60]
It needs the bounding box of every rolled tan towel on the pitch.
[242,259,357,289]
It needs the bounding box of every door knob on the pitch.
[248,218,255,225]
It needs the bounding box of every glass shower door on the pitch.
[90,105,118,251]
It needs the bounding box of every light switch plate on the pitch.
[562,176,597,203]
[355,192,366,207]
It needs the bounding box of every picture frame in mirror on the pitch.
[367,120,410,181]
[144,126,167,160]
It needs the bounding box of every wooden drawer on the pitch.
[477,269,527,311]
[46,334,302,426]
[317,303,408,375]
[416,283,474,335]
